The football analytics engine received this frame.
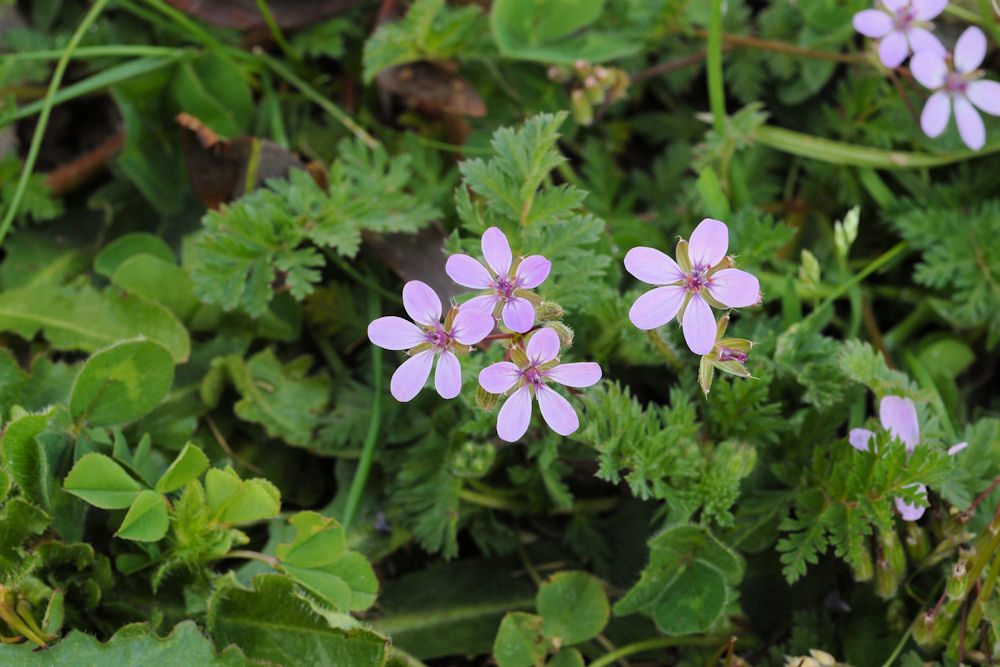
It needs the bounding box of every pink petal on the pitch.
[628,286,686,330]
[545,362,602,388]
[526,327,560,364]
[463,293,501,314]
[501,296,535,333]
[910,52,948,89]
[623,247,686,285]
[497,386,533,442]
[451,308,495,345]
[878,30,909,68]
[687,218,729,269]
[482,226,512,277]
[894,484,928,522]
[968,80,1000,115]
[434,350,462,399]
[536,385,579,436]
[402,280,442,327]
[920,90,951,138]
[955,26,986,74]
[905,27,946,60]
[707,269,760,308]
[368,316,426,350]
[515,255,551,289]
[853,9,894,38]
[879,395,920,453]
[955,96,986,150]
[849,428,875,452]
[912,0,948,20]
[446,254,492,289]
[479,361,522,394]
[883,0,908,11]
[948,441,969,456]
[681,293,717,356]
[390,350,435,402]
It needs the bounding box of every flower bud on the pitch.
[912,611,935,645]
[476,385,500,411]
[850,546,874,582]
[875,528,905,599]
[545,321,574,347]
[573,59,591,76]
[584,76,604,104]
[593,65,613,87]
[945,560,968,601]
[904,521,930,563]
[534,301,564,321]
[547,65,572,83]
[449,441,496,478]
[571,89,594,126]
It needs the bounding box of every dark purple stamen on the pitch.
[494,276,517,299]
[686,268,709,293]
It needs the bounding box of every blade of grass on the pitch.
[706,0,725,133]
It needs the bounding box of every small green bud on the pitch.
[799,249,821,287]
[912,612,935,646]
[904,521,930,563]
[476,385,500,411]
[593,65,614,87]
[875,528,905,599]
[534,301,564,321]
[547,65,572,83]
[571,89,594,126]
[449,441,496,478]
[945,560,968,601]
[545,321,574,347]
[834,206,860,259]
[850,546,874,582]
[584,76,604,104]
[573,58,591,76]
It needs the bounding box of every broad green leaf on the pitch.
[0,406,54,509]
[0,349,29,422]
[0,230,89,290]
[112,254,200,322]
[0,620,254,664]
[548,648,585,667]
[0,281,190,363]
[276,511,346,568]
[155,443,210,494]
[493,612,551,667]
[95,233,175,278]
[169,51,253,138]
[205,467,281,524]
[117,490,169,542]
[207,574,394,666]
[69,339,174,427]
[537,571,608,645]
[63,453,142,509]
[650,560,728,636]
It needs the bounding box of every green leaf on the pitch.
[548,648,585,667]
[651,560,728,635]
[493,612,552,667]
[117,489,169,542]
[537,571,609,645]
[63,453,142,509]
[0,620,255,664]
[170,51,253,138]
[155,443,210,494]
[205,467,281,524]
[0,280,190,363]
[0,406,54,509]
[207,574,394,666]
[112,254,200,322]
[95,233,175,278]
[0,497,49,582]
[69,339,175,427]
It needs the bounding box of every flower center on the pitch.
[494,276,517,299]
[945,72,969,94]
[685,268,709,293]
[893,6,915,29]
[427,325,452,350]
[718,346,747,363]
[521,365,546,390]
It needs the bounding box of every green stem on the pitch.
[342,288,383,533]
[139,0,225,49]
[321,248,402,304]
[706,0,726,134]
[459,489,619,515]
[879,625,914,667]
[227,549,280,568]
[254,0,299,63]
[588,636,724,667]
[0,45,178,61]
[810,241,908,316]
[0,0,112,248]
[645,329,686,373]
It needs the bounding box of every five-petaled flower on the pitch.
[446,226,552,333]
[368,280,494,402]
[853,0,947,69]
[911,26,1000,150]
[624,218,761,355]
[479,327,602,442]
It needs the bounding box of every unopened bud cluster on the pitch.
[549,60,629,126]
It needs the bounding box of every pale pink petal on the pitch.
[390,350,435,402]
[515,255,551,289]
[955,96,986,149]
[526,327,561,364]
[849,428,875,452]
[434,350,462,399]
[687,218,729,269]
[895,484,928,521]
[920,91,951,138]
[502,296,535,333]
[497,386,533,442]
[910,52,948,89]
[628,286,686,330]
[880,395,920,452]
[905,27,946,60]
[706,269,760,308]
[451,308,495,345]
[878,30,909,68]
[482,226,512,277]
[912,0,948,20]
[368,316,426,350]
[853,10,894,38]
[479,362,522,394]
[955,26,987,74]
[536,385,579,436]
[883,0,908,11]
[948,441,969,456]
[967,80,1000,115]
[624,247,686,285]
[402,280,442,327]
[446,254,492,289]
[545,362,602,388]
[463,293,501,314]
[681,293,717,356]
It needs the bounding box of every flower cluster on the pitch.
[853,1,1000,149]
[368,226,601,442]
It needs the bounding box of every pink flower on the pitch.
[446,226,552,333]
[853,0,947,69]
[479,328,601,442]
[624,218,761,356]
[368,280,494,402]
[912,26,1000,150]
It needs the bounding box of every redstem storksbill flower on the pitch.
[853,0,947,69]
[624,218,761,355]
[367,280,494,402]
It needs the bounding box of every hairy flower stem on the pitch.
[228,550,280,568]
[689,29,868,64]
[706,0,726,134]
[645,329,685,373]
